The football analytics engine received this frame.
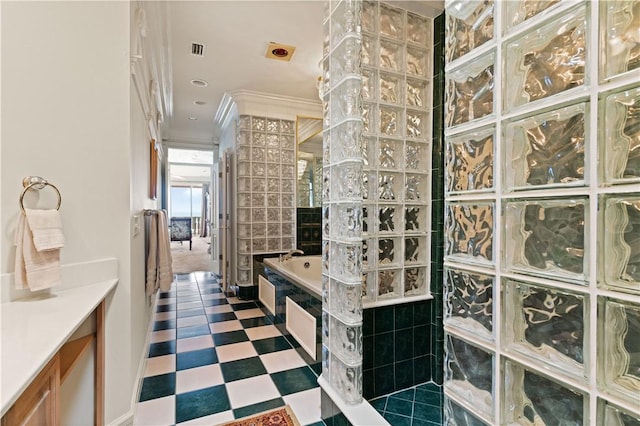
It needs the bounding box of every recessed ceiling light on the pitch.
[190,79,208,87]
[194,100,207,106]
[265,42,296,62]
[188,116,198,120]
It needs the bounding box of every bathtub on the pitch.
[263,255,321,298]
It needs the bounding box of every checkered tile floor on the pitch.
[134,272,323,426]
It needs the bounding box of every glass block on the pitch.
[282,164,295,179]
[504,279,585,377]
[267,164,281,177]
[444,267,493,342]
[267,208,280,222]
[252,162,266,177]
[362,237,375,269]
[252,193,266,207]
[444,397,490,426]
[362,0,377,33]
[405,141,429,171]
[238,239,251,254]
[602,86,640,184]
[445,335,493,419]
[405,236,427,264]
[237,130,251,146]
[404,267,427,296]
[362,68,376,101]
[238,224,251,239]
[267,118,280,133]
[601,298,640,403]
[446,126,494,193]
[504,5,587,111]
[445,202,494,265]
[238,268,251,284]
[406,46,429,78]
[268,238,280,252]
[281,120,295,134]
[600,1,640,81]
[281,150,295,163]
[252,208,266,222]
[267,223,280,237]
[361,34,377,67]
[378,268,401,299]
[281,179,294,193]
[380,71,403,105]
[280,134,295,149]
[266,134,279,148]
[380,39,404,72]
[238,208,250,223]
[252,238,266,252]
[331,162,363,201]
[503,360,585,425]
[253,132,266,147]
[405,173,428,202]
[251,178,265,193]
[445,0,494,63]
[252,223,266,238]
[378,237,401,267]
[282,208,293,222]
[331,35,360,83]
[379,105,403,137]
[322,310,330,348]
[323,205,330,238]
[405,206,427,233]
[266,148,279,163]
[282,194,294,207]
[252,117,266,132]
[237,146,250,161]
[504,103,586,191]
[445,52,494,128]
[363,204,376,235]
[238,193,251,208]
[331,77,361,123]
[323,92,330,128]
[238,115,251,130]
[504,0,560,31]
[282,237,294,249]
[331,204,362,240]
[380,3,404,39]
[322,275,330,307]
[323,167,330,200]
[407,12,430,46]
[238,177,251,193]
[601,195,640,294]
[504,198,587,282]
[267,178,279,193]
[329,352,362,405]
[331,241,362,282]
[378,172,402,201]
[406,109,429,140]
[406,78,430,109]
[597,399,640,425]
[362,135,375,168]
[331,0,360,48]
[377,139,401,169]
[363,170,376,201]
[252,147,265,162]
[379,205,401,234]
[330,279,362,324]
[237,162,250,177]
[332,119,363,162]
[322,240,330,275]
[362,102,375,134]
[238,254,251,269]
[363,272,376,302]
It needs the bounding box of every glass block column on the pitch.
[235,115,296,286]
[443,1,640,424]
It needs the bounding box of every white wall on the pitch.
[1,1,151,423]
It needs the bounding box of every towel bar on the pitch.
[19,176,62,212]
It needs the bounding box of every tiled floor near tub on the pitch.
[134,272,323,426]
[369,383,443,426]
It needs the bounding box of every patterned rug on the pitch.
[220,405,301,426]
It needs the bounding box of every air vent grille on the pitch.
[191,43,205,56]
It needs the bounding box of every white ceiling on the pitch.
[163,1,444,146]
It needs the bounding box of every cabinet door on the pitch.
[2,356,59,426]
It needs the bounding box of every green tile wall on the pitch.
[296,207,322,255]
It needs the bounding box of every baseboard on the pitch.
[108,411,134,426]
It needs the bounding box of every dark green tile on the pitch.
[415,388,442,408]
[208,312,237,323]
[220,356,267,382]
[414,303,431,325]
[411,418,441,426]
[363,310,374,336]
[414,325,430,356]
[395,329,414,362]
[177,324,210,339]
[369,396,387,412]
[416,383,442,394]
[139,372,175,402]
[177,348,218,371]
[395,359,414,390]
[253,336,293,354]
[232,397,284,419]
[363,336,374,370]
[386,396,413,417]
[232,302,260,311]
[363,368,375,400]
[414,402,442,423]
[175,385,230,423]
[158,292,175,299]
[156,304,176,313]
[374,332,394,367]
[153,319,176,331]
[374,365,395,397]
[240,317,273,328]
[374,306,395,334]
[271,366,318,395]
[177,308,206,319]
[395,304,414,329]
[414,355,431,384]
[213,330,249,346]
[393,388,415,402]
[384,412,412,426]
[148,340,175,357]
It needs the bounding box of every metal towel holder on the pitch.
[19,176,62,212]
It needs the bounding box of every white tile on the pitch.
[134,395,175,425]
[176,411,234,425]
[210,320,243,334]
[176,364,224,394]
[150,329,176,343]
[234,308,266,320]
[205,305,233,315]
[155,311,176,321]
[177,315,208,328]
[226,375,281,409]
[283,388,322,425]
[156,298,175,306]
[177,289,198,296]
[245,325,281,341]
[226,297,243,304]
[177,301,203,310]
[215,341,258,362]
[144,354,176,377]
[202,293,226,300]
[176,335,214,353]
[259,349,306,374]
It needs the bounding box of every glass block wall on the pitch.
[235,115,297,286]
[443,1,640,424]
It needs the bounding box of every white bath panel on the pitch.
[258,275,276,316]
[286,297,317,360]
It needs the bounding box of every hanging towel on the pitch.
[146,210,173,295]
[24,208,65,251]
[14,211,63,291]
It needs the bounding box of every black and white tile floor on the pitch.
[134,272,323,425]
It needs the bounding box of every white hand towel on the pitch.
[14,212,62,291]
[24,208,65,251]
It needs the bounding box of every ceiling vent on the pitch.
[191,43,205,57]
[265,42,296,62]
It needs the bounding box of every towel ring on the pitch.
[19,176,62,213]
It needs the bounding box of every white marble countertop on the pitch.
[0,279,118,416]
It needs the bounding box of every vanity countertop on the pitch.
[0,279,118,416]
